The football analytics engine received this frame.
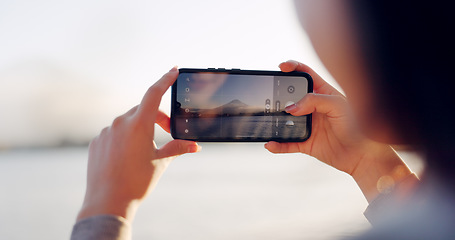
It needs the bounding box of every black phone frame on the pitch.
[170,68,313,142]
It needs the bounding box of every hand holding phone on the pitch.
[171,68,313,142]
[264,60,413,203]
[77,67,200,223]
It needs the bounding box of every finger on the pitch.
[156,140,201,159]
[136,66,179,131]
[264,141,302,154]
[279,60,342,96]
[279,60,302,72]
[285,93,347,118]
[156,110,171,133]
[125,105,139,117]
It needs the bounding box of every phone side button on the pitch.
[207,68,216,70]
[232,68,241,71]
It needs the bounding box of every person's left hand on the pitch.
[77,67,201,223]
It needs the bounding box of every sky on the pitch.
[0,0,339,147]
[177,74,275,109]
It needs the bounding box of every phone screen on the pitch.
[171,69,312,142]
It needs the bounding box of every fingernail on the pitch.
[285,103,297,112]
[169,66,178,72]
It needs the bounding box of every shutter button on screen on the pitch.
[286,120,295,127]
[285,101,295,127]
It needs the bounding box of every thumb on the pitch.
[156,140,201,159]
[285,93,347,118]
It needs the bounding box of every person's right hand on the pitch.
[266,60,371,176]
[265,60,414,202]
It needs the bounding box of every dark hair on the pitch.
[351,1,455,179]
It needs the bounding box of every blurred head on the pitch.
[295,1,454,146]
[295,0,455,176]
[295,1,390,141]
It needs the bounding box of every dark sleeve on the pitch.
[363,173,419,226]
[70,215,131,240]
[363,190,395,225]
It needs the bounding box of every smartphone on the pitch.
[170,68,313,142]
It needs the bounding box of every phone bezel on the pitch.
[170,68,313,142]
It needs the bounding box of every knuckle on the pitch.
[88,137,95,148]
[298,93,316,105]
[304,93,317,101]
[126,105,139,116]
[90,127,109,148]
[112,116,125,128]
[100,126,110,135]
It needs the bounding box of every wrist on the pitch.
[351,143,414,203]
[77,196,140,223]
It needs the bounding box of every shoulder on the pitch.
[355,188,455,240]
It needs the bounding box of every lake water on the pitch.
[174,115,308,140]
[0,144,423,240]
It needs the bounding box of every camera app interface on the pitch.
[174,72,309,140]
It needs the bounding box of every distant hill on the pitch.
[213,99,249,115]
[186,99,263,116]
[177,99,267,117]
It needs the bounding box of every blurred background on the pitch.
[0,0,423,239]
